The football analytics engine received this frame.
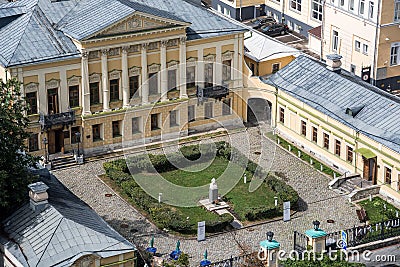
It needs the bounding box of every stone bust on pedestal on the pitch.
[209,178,218,204]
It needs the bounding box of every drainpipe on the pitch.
[273,86,278,129]
[281,0,285,23]
[239,0,242,21]
[320,0,326,61]
[372,0,382,86]
[354,130,360,174]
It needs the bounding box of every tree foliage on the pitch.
[0,78,36,217]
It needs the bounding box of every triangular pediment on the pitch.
[91,13,189,39]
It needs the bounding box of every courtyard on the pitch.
[52,126,360,265]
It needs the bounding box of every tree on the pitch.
[0,78,36,218]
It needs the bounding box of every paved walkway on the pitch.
[53,126,360,266]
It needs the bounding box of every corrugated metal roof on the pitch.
[0,5,27,18]
[2,174,136,267]
[266,55,400,154]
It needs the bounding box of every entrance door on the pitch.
[47,130,64,154]
[362,156,377,185]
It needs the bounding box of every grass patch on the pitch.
[358,197,400,224]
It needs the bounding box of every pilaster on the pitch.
[81,50,91,115]
[160,40,168,102]
[197,48,204,88]
[215,44,222,86]
[141,43,149,104]
[179,37,187,98]
[101,49,110,111]
[121,46,130,107]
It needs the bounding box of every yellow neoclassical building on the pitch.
[0,0,247,157]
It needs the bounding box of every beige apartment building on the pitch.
[0,0,247,157]
[320,0,400,92]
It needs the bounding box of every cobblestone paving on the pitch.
[53,126,360,266]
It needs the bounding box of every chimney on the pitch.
[326,54,342,74]
[28,182,49,212]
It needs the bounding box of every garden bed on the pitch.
[103,142,299,235]
[357,197,400,224]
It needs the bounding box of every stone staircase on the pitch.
[50,154,77,170]
[335,179,357,195]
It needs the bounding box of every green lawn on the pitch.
[358,197,400,224]
[160,157,229,187]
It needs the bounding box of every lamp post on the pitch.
[75,132,81,157]
[313,220,320,231]
[42,137,48,163]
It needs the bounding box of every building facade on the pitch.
[263,0,323,36]
[0,0,247,157]
[212,0,266,21]
[322,0,400,92]
[244,55,400,204]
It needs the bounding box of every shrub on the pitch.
[205,213,234,232]
[244,206,280,221]
[106,169,132,185]
[103,159,127,173]
[266,175,299,204]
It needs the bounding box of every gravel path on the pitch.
[52,126,360,266]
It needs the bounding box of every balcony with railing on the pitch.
[196,85,229,102]
[39,110,76,131]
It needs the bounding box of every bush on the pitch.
[266,175,299,204]
[244,206,280,221]
[205,213,234,232]
[106,169,132,185]
[103,159,127,173]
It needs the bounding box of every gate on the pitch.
[293,231,308,257]
[204,253,259,267]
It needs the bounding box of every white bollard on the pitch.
[334,173,336,179]
[244,173,247,184]
[277,138,280,145]
[298,151,301,157]
[158,193,162,203]
[288,145,291,151]
[310,158,313,165]
[369,194,372,202]
[320,164,323,171]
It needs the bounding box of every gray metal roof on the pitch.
[0,0,245,67]
[2,173,136,267]
[266,55,400,154]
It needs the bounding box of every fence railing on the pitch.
[293,231,308,257]
[202,253,257,267]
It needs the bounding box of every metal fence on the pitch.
[325,218,400,249]
[293,230,308,256]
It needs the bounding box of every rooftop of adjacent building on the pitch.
[0,0,246,68]
[263,55,400,155]
[1,170,136,267]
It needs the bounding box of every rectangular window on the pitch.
[205,102,213,119]
[332,30,339,52]
[363,44,368,55]
[323,133,330,149]
[368,1,374,19]
[340,0,345,6]
[71,126,80,144]
[301,120,307,136]
[335,140,341,156]
[204,63,213,87]
[355,40,361,52]
[350,64,356,74]
[132,117,141,133]
[349,0,355,10]
[222,98,232,115]
[222,60,232,82]
[129,76,139,98]
[110,79,119,101]
[390,43,400,66]
[47,88,59,114]
[272,63,280,73]
[168,69,177,91]
[395,1,400,21]
[149,73,158,95]
[290,0,301,11]
[312,0,323,21]
[69,85,79,108]
[188,105,195,122]
[90,82,100,105]
[346,146,353,162]
[26,92,37,115]
[169,110,178,127]
[186,66,196,88]
[112,121,121,138]
[28,133,39,152]
[312,126,318,142]
[92,124,101,141]
[151,113,160,130]
[359,0,365,14]
[279,107,285,123]
[385,167,392,185]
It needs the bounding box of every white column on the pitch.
[38,73,47,114]
[179,37,187,98]
[81,51,91,115]
[122,46,130,107]
[160,40,168,102]
[17,68,26,116]
[237,34,243,87]
[101,49,110,111]
[233,34,239,88]
[59,69,68,113]
[141,43,149,104]
[197,48,204,88]
[215,44,222,86]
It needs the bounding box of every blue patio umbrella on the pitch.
[170,240,182,260]
[146,236,157,254]
[200,249,211,266]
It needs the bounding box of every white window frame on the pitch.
[290,0,302,12]
[368,1,374,19]
[349,0,355,11]
[359,0,365,15]
[355,40,361,52]
[363,44,368,55]
[311,0,323,21]
[332,30,339,52]
[395,1,400,22]
[390,43,400,66]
